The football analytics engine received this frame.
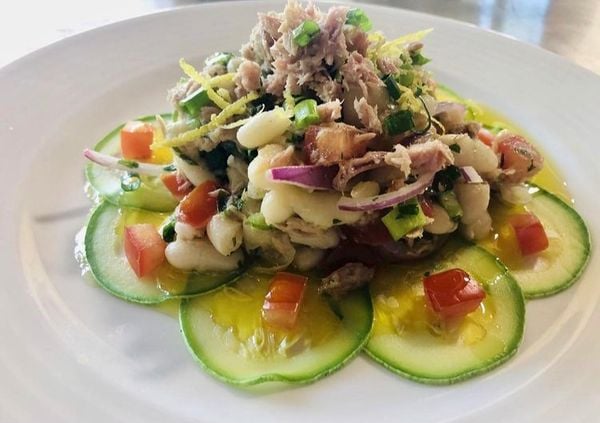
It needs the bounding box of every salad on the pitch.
[80,0,590,385]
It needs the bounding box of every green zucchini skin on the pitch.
[179,274,373,386]
[85,114,178,213]
[510,185,591,298]
[365,239,525,385]
[84,201,246,304]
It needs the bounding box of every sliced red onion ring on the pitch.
[269,165,338,190]
[83,149,170,176]
[459,166,483,183]
[337,172,436,212]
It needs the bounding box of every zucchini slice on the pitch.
[365,239,525,384]
[84,201,245,304]
[180,272,373,385]
[85,115,178,212]
[481,185,591,298]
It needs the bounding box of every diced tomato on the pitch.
[160,172,193,200]
[124,224,166,278]
[177,180,218,229]
[423,268,486,320]
[262,272,308,330]
[476,128,495,147]
[509,212,549,256]
[120,120,154,160]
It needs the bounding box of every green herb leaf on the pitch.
[411,52,430,66]
[383,110,414,135]
[432,165,461,192]
[161,218,176,243]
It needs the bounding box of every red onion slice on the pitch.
[269,165,338,190]
[459,166,483,183]
[337,172,436,211]
[83,149,170,176]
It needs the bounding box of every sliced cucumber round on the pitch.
[483,185,591,298]
[180,272,373,385]
[85,115,178,212]
[365,239,525,384]
[85,201,246,304]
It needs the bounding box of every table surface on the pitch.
[1,0,598,75]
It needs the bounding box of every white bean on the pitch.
[454,182,490,225]
[461,212,492,241]
[174,221,204,241]
[247,143,285,198]
[440,134,498,175]
[165,238,243,272]
[174,155,214,186]
[424,204,458,235]
[206,213,243,256]
[237,107,291,149]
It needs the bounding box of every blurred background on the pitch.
[1,0,598,73]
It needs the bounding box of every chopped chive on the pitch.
[180,88,213,116]
[398,71,414,87]
[292,20,320,47]
[449,144,461,153]
[204,52,233,67]
[294,99,320,129]
[161,217,176,243]
[411,52,430,66]
[117,159,139,169]
[383,110,414,135]
[346,8,372,31]
[383,75,401,100]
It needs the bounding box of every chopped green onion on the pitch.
[346,8,372,31]
[294,99,320,129]
[247,213,271,230]
[205,52,234,67]
[383,110,414,135]
[411,52,430,66]
[383,75,401,100]
[161,217,176,242]
[381,199,429,241]
[120,173,141,192]
[292,20,320,47]
[180,88,212,116]
[439,191,463,219]
[398,71,414,87]
[117,159,139,169]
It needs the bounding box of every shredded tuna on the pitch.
[376,56,401,75]
[234,59,262,94]
[344,26,369,56]
[434,102,467,133]
[384,144,412,177]
[317,100,342,122]
[274,217,340,249]
[354,97,382,133]
[341,51,384,98]
[167,78,200,108]
[270,145,301,167]
[319,262,375,298]
[407,140,454,174]
[333,151,387,191]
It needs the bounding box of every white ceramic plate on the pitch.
[1,1,599,421]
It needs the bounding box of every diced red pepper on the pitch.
[124,224,166,278]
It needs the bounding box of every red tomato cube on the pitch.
[262,272,308,330]
[177,180,218,228]
[423,268,486,320]
[509,213,549,256]
[124,224,166,278]
[160,172,193,200]
[120,121,154,160]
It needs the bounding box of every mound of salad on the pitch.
[81,0,590,385]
